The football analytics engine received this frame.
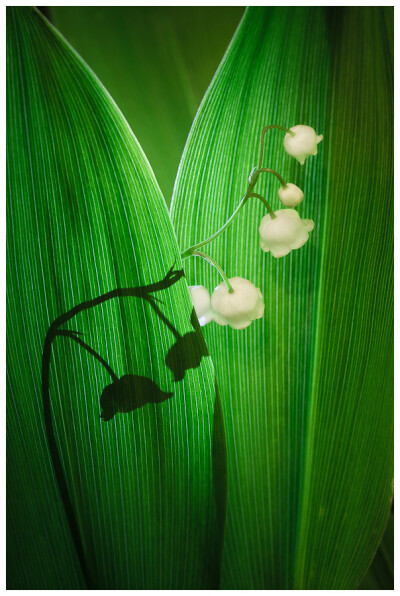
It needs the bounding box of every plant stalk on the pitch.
[180,167,280,258]
[192,251,234,293]
[258,124,295,168]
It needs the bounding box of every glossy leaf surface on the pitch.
[171,6,393,589]
[7,7,225,589]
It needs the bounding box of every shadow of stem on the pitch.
[41,265,223,588]
[41,265,185,588]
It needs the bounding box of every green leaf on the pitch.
[358,508,394,590]
[171,6,393,589]
[48,6,244,204]
[7,7,226,589]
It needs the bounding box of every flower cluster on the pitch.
[182,124,323,330]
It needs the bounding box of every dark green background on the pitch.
[48,7,244,204]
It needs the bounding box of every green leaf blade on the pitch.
[359,509,394,590]
[172,6,331,588]
[294,7,393,588]
[171,6,393,589]
[7,7,225,589]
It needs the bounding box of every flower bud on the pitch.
[188,285,214,326]
[278,183,304,207]
[259,209,314,258]
[211,277,264,330]
[283,125,323,165]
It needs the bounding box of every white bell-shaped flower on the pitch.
[283,125,323,165]
[259,209,314,258]
[211,277,264,330]
[188,285,214,326]
[278,183,304,207]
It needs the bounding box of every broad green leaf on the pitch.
[7,7,226,589]
[171,6,393,589]
[48,6,244,204]
[359,509,394,590]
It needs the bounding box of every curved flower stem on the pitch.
[192,251,234,294]
[258,124,295,168]
[180,125,291,258]
[248,193,277,219]
[180,167,282,259]
[181,195,249,260]
[257,168,287,188]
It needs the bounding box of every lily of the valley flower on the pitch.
[189,285,214,326]
[183,122,322,329]
[211,276,264,330]
[278,183,304,207]
[283,125,323,165]
[259,209,314,258]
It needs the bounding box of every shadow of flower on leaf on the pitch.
[165,308,209,382]
[100,374,174,421]
[41,264,188,588]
